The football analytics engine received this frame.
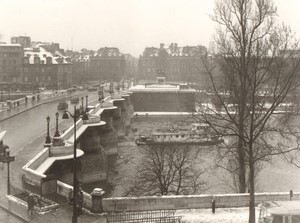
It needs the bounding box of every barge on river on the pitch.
[135,123,224,146]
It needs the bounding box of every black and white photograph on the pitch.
[1,0,300,222]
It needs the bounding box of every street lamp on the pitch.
[44,116,52,147]
[62,97,88,223]
[53,112,60,138]
[85,95,88,112]
[81,97,84,114]
[0,138,15,195]
[98,85,104,103]
[109,81,114,95]
[121,79,125,90]
[4,146,14,195]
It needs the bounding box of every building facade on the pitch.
[89,47,126,81]
[0,44,24,91]
[23,45,72,90]
[11,36,31,48]
[138,43,207,83]
[66,50,91,86]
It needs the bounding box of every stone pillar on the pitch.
[112,99,126,137]
[121,94,133,136]
[79,126,107,183]
[100,108,118,155]
[91,188,105,213]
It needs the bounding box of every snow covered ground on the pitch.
[177,208,259,223]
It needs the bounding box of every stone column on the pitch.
[112,99,126,137]
[100,107,119,155]
[79,124,107,183]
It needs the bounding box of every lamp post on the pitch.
[121,79,125,90]
[4,146,14,195]
[85,95,88,112]
[99,85,104,103]
[0,136,15,195]
[53,112,60,138]
[45,116,52,146]
[109,81,114,95]
[62,97,88,223]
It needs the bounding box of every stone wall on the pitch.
[131,92,195,112]
[102,192,300,212]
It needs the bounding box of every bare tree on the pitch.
[195,0,300,222]
[126,144,207,196]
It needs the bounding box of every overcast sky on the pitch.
[1,0,300,56]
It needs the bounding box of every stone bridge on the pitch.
[22,90,134,211]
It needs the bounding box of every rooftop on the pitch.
[0,44,22,47]
[141,43,207,57]
[24,46,71,64]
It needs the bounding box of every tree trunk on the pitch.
[238,112,246,193]
[248,143,256,223]
[238,137,246,193]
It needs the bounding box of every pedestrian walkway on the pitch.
[0,194,106,223]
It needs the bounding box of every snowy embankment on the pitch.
[178,208,259,223]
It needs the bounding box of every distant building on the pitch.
[0,44,24,91]
[23,45,72,90]
[138,43,207,83]
[89,47,126,81]
[124,54,138,79]
[11,36,31,48]
[69,52,90,85]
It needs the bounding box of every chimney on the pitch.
[160,43,164,49]
[34,55,40,64]
[46,56,52,64]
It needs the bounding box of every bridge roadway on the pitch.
[0,90,102,222]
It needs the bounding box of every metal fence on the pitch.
[107,210,182,223]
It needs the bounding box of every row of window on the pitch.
[0,67,21,74]
[0,75,52,82]
[2,59,17,65]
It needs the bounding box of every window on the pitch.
[47,76,51,81]
[13,59,16,65]
[3,59,6,65]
